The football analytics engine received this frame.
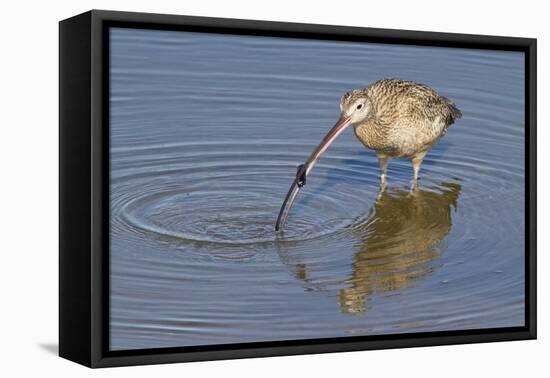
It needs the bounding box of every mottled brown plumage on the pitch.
[275,78,462,231]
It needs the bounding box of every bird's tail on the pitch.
[443,97,462,125]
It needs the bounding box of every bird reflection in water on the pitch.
[339,182,461,313]
[279,182,461,314]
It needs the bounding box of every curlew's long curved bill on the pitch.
[275,114,352,232]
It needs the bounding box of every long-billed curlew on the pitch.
[275,78,462,231]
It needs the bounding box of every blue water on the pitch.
[109,27,525,350]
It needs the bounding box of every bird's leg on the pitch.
[375,154,389,201]
[411,151,427,188]
[377,153,389,188]
[412,160,421,181]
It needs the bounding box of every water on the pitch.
[109,28,525,350]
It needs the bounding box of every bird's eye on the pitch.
[356,104,363,110]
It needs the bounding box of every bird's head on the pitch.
[340,89,371,124]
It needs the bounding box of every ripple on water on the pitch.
[121,188,347,244]
[116,178,377,248]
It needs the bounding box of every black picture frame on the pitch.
[59,9,537,368]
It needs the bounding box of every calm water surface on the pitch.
[109,28,525,350]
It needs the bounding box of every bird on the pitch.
[275,78,462,231]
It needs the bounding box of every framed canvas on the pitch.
[59,10,537,368]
